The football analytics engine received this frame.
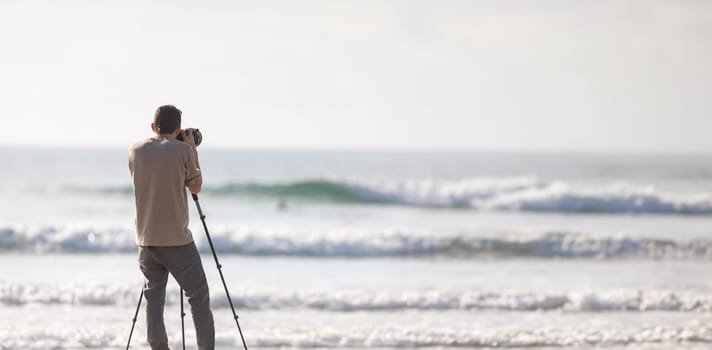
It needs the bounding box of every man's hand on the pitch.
[180,129,197,148]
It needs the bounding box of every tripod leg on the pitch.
[192,194,249,350]
[180,287,186,350]
[126,285,144,350]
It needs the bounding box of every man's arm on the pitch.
[182,129,202,194]
[128,145,134,174]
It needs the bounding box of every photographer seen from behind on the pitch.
[128,105,214,350]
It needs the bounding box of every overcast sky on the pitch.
[0,0,710,152]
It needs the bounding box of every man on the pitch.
[128,105,214,350]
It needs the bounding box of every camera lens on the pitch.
[193,129,202,146]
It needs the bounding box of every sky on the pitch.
[0,0,711,152]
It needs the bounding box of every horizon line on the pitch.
[0,143,710,156]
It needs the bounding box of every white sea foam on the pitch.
[1,324,711,349]
[2,282,711,312]
[1,225,711,259]
[245,325,712,348]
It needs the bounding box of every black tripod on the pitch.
[126,194,249,350]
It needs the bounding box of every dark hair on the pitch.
[154,105,182,134]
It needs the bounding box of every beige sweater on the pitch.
[128,137,202,246]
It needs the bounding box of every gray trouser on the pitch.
[139,242,215,350]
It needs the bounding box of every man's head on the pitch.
[152,105,182,136]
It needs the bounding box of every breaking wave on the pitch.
[2,282,711,313]
[1,225,711,259]
[80,176,712,214]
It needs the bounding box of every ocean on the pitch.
[1,147,711,349]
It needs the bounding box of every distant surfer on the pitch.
[277,198,288,211]
[128,105,215,350]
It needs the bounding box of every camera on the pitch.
[177,128,203,146]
